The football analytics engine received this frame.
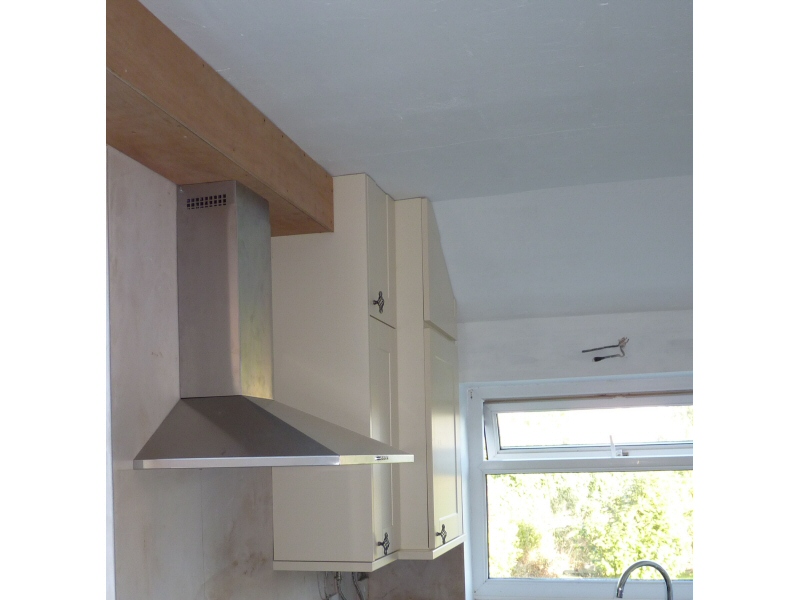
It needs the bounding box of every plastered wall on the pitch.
[107,147,318,600]
[457,309,692,384]
[368,545,466,600]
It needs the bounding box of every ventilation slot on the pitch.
[186,194,228,210]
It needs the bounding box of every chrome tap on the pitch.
[616,560,673,600]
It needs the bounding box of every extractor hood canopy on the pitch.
[133,180,412,469]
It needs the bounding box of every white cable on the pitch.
[317,572,334,600]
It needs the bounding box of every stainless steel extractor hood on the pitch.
[133,180,412,469]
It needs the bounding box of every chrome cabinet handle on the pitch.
[372,291,385,313]
[435,525,447,544]
[377,532,390,556]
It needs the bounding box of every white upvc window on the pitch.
[466,373,693,600]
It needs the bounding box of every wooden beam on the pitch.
[106,0,333,235]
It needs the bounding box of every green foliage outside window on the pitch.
[487,471,693,580]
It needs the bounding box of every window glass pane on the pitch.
[497,405,693,448]
[486,471,693,580]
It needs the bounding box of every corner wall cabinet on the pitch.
[394,197,464,560]
[270,174,400,572]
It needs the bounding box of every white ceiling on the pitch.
[138,0,693,322]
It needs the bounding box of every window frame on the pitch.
[466,372,693,600]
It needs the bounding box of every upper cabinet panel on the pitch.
[422,200,457,339]
[367,176,397,328]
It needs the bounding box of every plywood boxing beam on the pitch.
[107,0,333,235]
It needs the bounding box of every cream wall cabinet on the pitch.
[395,197,464,560]
[270,174,400,572]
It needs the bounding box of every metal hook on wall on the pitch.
[582,337,629,362]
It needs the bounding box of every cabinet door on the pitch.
[367,177,396,328]
[273,465,376,563]
[369,317,398,558]
[426,328,463,547]
[422,200,457,339]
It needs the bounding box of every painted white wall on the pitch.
[107,293,116,600]
[457,309,692,384]
[107,147,319,600]
[432,176,693,323]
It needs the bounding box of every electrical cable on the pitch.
[317,572,334,600]
[351,572,366,600]
[582,337,629,361]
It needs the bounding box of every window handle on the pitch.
[610,436,628,457]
